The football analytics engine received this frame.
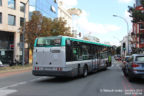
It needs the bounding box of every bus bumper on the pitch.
[32,70,77,77]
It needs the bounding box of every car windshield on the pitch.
[36,37,61,47]
[136,56,144,62]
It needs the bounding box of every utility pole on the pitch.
[113,15,130,55]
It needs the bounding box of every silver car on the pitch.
[122,54,144,82]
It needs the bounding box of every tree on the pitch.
[128,0,144,23]
[116,46,121,55]
[20,11,73,49]
[83,36,90,41]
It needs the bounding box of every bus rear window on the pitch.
[136,56,144,62]
[36,37,61,47]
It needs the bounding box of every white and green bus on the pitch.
[32,36,112,77]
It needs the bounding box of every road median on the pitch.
[0,64,32,78]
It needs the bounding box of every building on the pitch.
[131,0,144,51]
[58,1,72,33]
[83,34,100,42]
[29,0,58,19]
[0,0,29,64]
[121,34,132,56]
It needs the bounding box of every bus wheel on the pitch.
[83,66,88,77]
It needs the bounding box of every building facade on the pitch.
[131,0,144,51]
[0,0,29,64]
[58,1,72,33]
[29,0,58,19]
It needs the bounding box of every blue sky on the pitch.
[61,0,134,45]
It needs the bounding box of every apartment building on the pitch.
[0,0,29,64]
[58,1,72,33]
[131,0,144,50]
[29,0,58,19]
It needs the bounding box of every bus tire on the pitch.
[77,64,81,77]
[83,66,88,77]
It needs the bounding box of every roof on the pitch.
[62,36,112,47]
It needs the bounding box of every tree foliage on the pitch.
[20,11,73,49]
[128,0,144,23]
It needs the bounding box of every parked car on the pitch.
[122,54,144,82]
[115,55,121,61]
[122,56,131,64]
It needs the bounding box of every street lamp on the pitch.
[113,14,130,55]
[22,0,29,66]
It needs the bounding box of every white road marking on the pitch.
[0,89,17,96]
[0,77,48,96]
[121,72,124,76]
[0,77,47,90]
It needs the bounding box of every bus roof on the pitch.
[35,36,112,47]
[61,36,112,47]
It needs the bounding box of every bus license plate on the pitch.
[43,67,53,70]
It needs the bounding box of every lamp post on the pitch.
[113,15,130,55]
[22,0,29,66]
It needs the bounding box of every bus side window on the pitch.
[66,40,73,62]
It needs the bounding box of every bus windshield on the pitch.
[36,37,61,47]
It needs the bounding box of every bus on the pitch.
[32,36,112,77]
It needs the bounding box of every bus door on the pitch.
[97,46,102,69]
[92,45,97,70]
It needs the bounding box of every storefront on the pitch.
[0,31,14,64]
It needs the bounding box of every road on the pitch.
[0,59,144,96]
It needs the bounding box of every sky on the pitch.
[60,0,135,46]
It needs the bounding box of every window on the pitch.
[136,56,144,62]
[20,2,25,12]
[0,13,2,24]
[36,37,61,47]
[140,23,144,30]
[0,0,2,6]
[136,0,141,7]
[8,0,15,9]
[20,17,24,26]
[8,15,16,25]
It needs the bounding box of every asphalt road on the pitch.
[0,59,144,96]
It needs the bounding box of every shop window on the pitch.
[8,14,16,26]
[8,0,15,9]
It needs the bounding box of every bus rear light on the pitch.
[35,67,37,70]
[132,63,139,67]
[60,68,62,71]
[57,67,62,71]
[37,67,39,70]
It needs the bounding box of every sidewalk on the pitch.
[0,64,32,78]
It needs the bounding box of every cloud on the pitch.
[73,10,121,35]
[118,0,132,3]
[59,0,78,9]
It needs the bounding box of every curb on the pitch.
[0,67,32,78]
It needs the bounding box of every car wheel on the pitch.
[127,73,134,82]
